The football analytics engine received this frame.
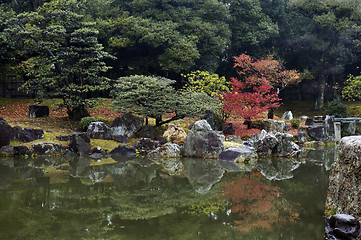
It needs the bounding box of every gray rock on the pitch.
[325,214,361,240]
[326,136,361,220]
[69,132,91,155]
[29,105,49,118]
[254,131,300,157]
[324,115,335,141]
[150,143,181,158]
[182,120,224,158]
[282,111,293,120]
[11,126,22,141]
[87,122,111,140]
[334,122,341,141]
[13,146,32,156]
[306,125,326,141]
[0,145,14,157]
[262,119,286,133]
[218,145,256,163]
[31,142,63,155]
[110,145,136,159]
[296,131,308,144]
[136,124,158,138]
[56,134,69,141]
[110,113,144,138]
[135,138,159,152]
[19,128,44,143]
[0,119,13,147]
[113,135,129,143]
[341,121,356,137]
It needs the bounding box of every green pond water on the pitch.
[0,147,335,240]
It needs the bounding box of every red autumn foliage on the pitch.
[219,54,299,121]
[222,172,299,233]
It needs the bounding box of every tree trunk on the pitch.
[67,106,90,121]
[314,75,326,111]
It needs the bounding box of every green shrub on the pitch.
[325,98,349,118]
[291,118,300,129]
[79,116,98,131]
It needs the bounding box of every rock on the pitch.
[110,145,136,158]
[135,138,159,152]
[29,105,49,118]
[163,123,187,146]
[326,136,361,220]
[0,145,14,157]
[110,113,144,138]
[182,120,224,158]
[324,115,336,141]
[296,130,308,144]
[335,122,342,141]
[325,214,361,240]
[282,111,293,120]
[136,124,158,138]
[299,116,308,122]
[0,119,13,147]
[31,142,63,155]
[13,146,32,156]
[113,135,129,143]
[222,123,235,135]
[306,125,326,141]
[283,124,291,131]
[254,131,300,157]
[87,122,111,140]
[150,143,181,158]
[90,146,103,159]
[262,119,286,133]
[205,110,223,131]
[56,134,69,141]
[19,128,44,142]
[154,136,167,145]
[11,126,22,141]
[69,132,91,155]
[341,121,356,137]
[305,118,313,125]
[218,145,256,163]
[225,135,243,143]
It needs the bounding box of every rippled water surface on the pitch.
[0,147,334,239]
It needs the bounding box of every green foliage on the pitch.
[291,118,300,129]
[111,75,220,126]
[79,116,98,131]
[8,0,114,119]
[325,98,349,118]
[182,70,230,97]
[342,75,361,102]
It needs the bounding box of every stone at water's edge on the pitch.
[182,120,224,158]
[0,119,13,147]
[69,132,91,155]
[325,214,361,240]
[326,136,361,220]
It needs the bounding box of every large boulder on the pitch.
[150,143,181,158]
[182,120,224,158]
[326,136,361,219]
[262,119,286,133]
[218,145,256,163]
[19,128,44,143]
[306,125,326,141]
[69,132,91,155]
[136,124,158,138]
[325,214,361,240]
[87,122,111,140]
[29,105,49,118]
[31,142,63,155]
[254,131,300,157]
[0,119,13,147]
[13,146,32,156]
[110,145,136,159]
[110,113,144,138]
[163,123,187,146]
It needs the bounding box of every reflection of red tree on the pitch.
[222,172,298,233]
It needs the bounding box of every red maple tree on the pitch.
[219,54,299,121]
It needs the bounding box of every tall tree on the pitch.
[7,0,114,119]
[285,0,361,110]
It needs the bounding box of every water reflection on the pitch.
[0,147,335,240]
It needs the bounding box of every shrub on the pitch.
[291,118,300,129]
[79,116,98,131]
[325,98,349,118]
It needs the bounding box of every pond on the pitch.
[0,147,335,240]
